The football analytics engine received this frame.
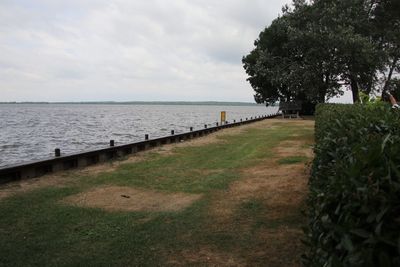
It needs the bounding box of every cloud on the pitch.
[0,0,290,102]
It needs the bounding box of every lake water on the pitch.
[0,104,278,168]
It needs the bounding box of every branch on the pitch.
[383,56,399,94]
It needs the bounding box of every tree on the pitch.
[287,2,342,102]
[312,0,384,102]
[243,15,298,105]
[242,3,342,107]
[243,0,398,104]
[368,0,400,96]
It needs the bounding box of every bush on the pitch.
[304,103,400,266]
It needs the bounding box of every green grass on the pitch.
[0,122,314,266]
[85,127,295,192]
[277,156,309,165]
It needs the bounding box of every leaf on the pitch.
[375,222,383,235]
[379,252,392,267]
[376,207,389,222]
[382,133,392,152]
[398,237,400,256]
[390,160,400,179]
[342,235,354,252]
[330,255,342,267]
[350,229,370,238]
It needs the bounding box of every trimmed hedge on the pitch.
[305,103,400,266]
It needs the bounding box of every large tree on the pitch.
[242,15,297,105]
[243,0,398,104]
[242,8,341,106]
[312,0,384,102]
[369,0,400,96]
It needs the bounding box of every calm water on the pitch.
[0,104,277,168]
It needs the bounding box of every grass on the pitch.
[85,127,293,193]
[0,121,314,266]
[277,156,309,165]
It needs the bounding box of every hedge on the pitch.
[304,103,400,266]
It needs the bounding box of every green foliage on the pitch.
[359,92,384,109]
[242,8,341,106]
[243,0,399,104]
[305,103,400,266]
[359,92,370,104]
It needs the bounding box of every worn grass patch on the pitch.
[0,119,314,266]
[63,186,203,212]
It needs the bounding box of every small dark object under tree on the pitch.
[279,101,302,118]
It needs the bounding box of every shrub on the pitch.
[304,103,400,266]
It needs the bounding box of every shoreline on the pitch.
[0,114,277,184]
[0,117,314,266]
[1,101,274,106]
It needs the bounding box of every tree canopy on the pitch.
[243,0,400,105]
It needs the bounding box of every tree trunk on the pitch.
[350,76,359,103]
[382,56,399,97]
[319,88,327,103]
[320,72,330,103]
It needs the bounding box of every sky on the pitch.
[0,0,353,103]
[0,0,297,102]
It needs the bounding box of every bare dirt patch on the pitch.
[210,121,314,222]
[249,227,305,267]
[275,140,314,158]
[0,154,152,201]
[211,162,308,221]
[62,186,202,212]
[0,172,74,201]
[201,121,314,266]
[167,246,246,267]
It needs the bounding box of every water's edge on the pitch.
[0,104,278,167]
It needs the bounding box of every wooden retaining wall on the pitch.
[0,114,278,184]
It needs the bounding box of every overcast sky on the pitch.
[0,0,299,102]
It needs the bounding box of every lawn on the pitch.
[0,119,314,266]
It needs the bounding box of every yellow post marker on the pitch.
[220,111,226,124]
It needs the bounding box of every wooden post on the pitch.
[220,111,226,124]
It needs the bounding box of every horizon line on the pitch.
[0,100,267,106]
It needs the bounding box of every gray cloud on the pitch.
[0,0,290,102]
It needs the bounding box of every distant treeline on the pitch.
[0,101,271,107]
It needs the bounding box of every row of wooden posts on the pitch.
[0,114,277,184]
[52,117,255,158]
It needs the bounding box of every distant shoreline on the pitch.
[0,101,271,107]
